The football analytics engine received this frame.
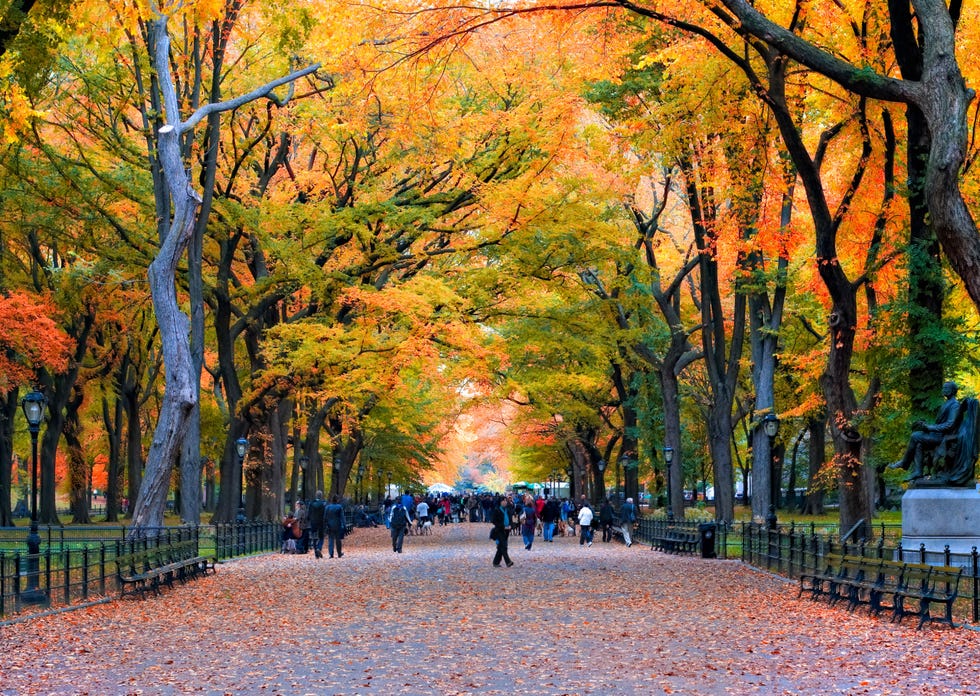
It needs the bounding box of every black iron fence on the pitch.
[635,517,980,626]
[635,517,732,558]
[0,522,281,622]
[738,521,980,625]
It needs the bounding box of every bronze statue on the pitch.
[890,381,979,487]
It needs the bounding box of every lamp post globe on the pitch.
[20,388,48,605]
[762,412,780,439]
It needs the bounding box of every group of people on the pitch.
[281,488,640,564]
[281,491,348,559]
[487,493,638,567]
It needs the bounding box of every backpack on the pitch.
[391,504,409,527]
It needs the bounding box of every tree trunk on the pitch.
[748,178,790,521]
[64,385,90,524]
[659,371,685,521]
[677,151,745,526]
[131,13,317,532]
[0,391,18,527]
[889,2,946,415]
[101,393,123,522]
[128,42,201,533]
[263,400,290,520]
[801,415,827,515]
[124,385,142,517]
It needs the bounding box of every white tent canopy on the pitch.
[428,483,455,495]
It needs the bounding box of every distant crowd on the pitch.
[280,489,639,560]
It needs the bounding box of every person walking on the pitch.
[281,510,298,553]
[521,494,537,550]
[294,500,310,554]
[416,498,430,527]
[599,498,615,543]
[490,496,515,567]
[383,495,393,529]
[308,491,327,558]
[619,497,637,547]
[578,500,594,547]
[541,495,560,542]
[389,497,410,553]
[324,495,346,558]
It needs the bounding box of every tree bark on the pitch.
[801,414,826,515]
[0,392,18,527]
[100,392,122,522]
[64,384,90,524]
[128,18,203,536]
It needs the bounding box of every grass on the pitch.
[675,504,903,528]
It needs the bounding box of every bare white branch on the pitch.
[180,63,322,134]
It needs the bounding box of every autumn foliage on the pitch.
[0,291,73,391]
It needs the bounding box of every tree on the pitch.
[0,291,72,526]
[123,6,317,535]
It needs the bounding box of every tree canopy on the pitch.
[1,0,978,529]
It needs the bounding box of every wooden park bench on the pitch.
[116,539,214,600]
[892,563,963,629]
[799,554,963,629]
[650,526,698,554]
[798,553,843,601]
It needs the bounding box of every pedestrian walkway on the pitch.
[1,522,977,695]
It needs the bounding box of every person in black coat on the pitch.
[541,496,560,542]
[389,498,409,553]
[307,491,327,559]
[489,496,514,567]
[599,498,615,542]
[324,495,346,558]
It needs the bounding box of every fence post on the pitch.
[61,548,68,605]
[972,547,978,625]
[81,546,89,601]
[100,543,107,597]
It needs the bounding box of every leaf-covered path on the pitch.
[1,522,978,695]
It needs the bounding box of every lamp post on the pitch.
[762,412,780,530]
[357,462,365,503]
[663,446,674,523]
[596,459,606,503]
[21,388,48,605]
[299,456,309,504]
[235,437,248,520]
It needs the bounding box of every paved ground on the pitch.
[1,522,978,695]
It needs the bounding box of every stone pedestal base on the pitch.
[901,487,980,562]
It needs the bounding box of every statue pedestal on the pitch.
[901,487,980,561]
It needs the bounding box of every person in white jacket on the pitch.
[577,500,594,547]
